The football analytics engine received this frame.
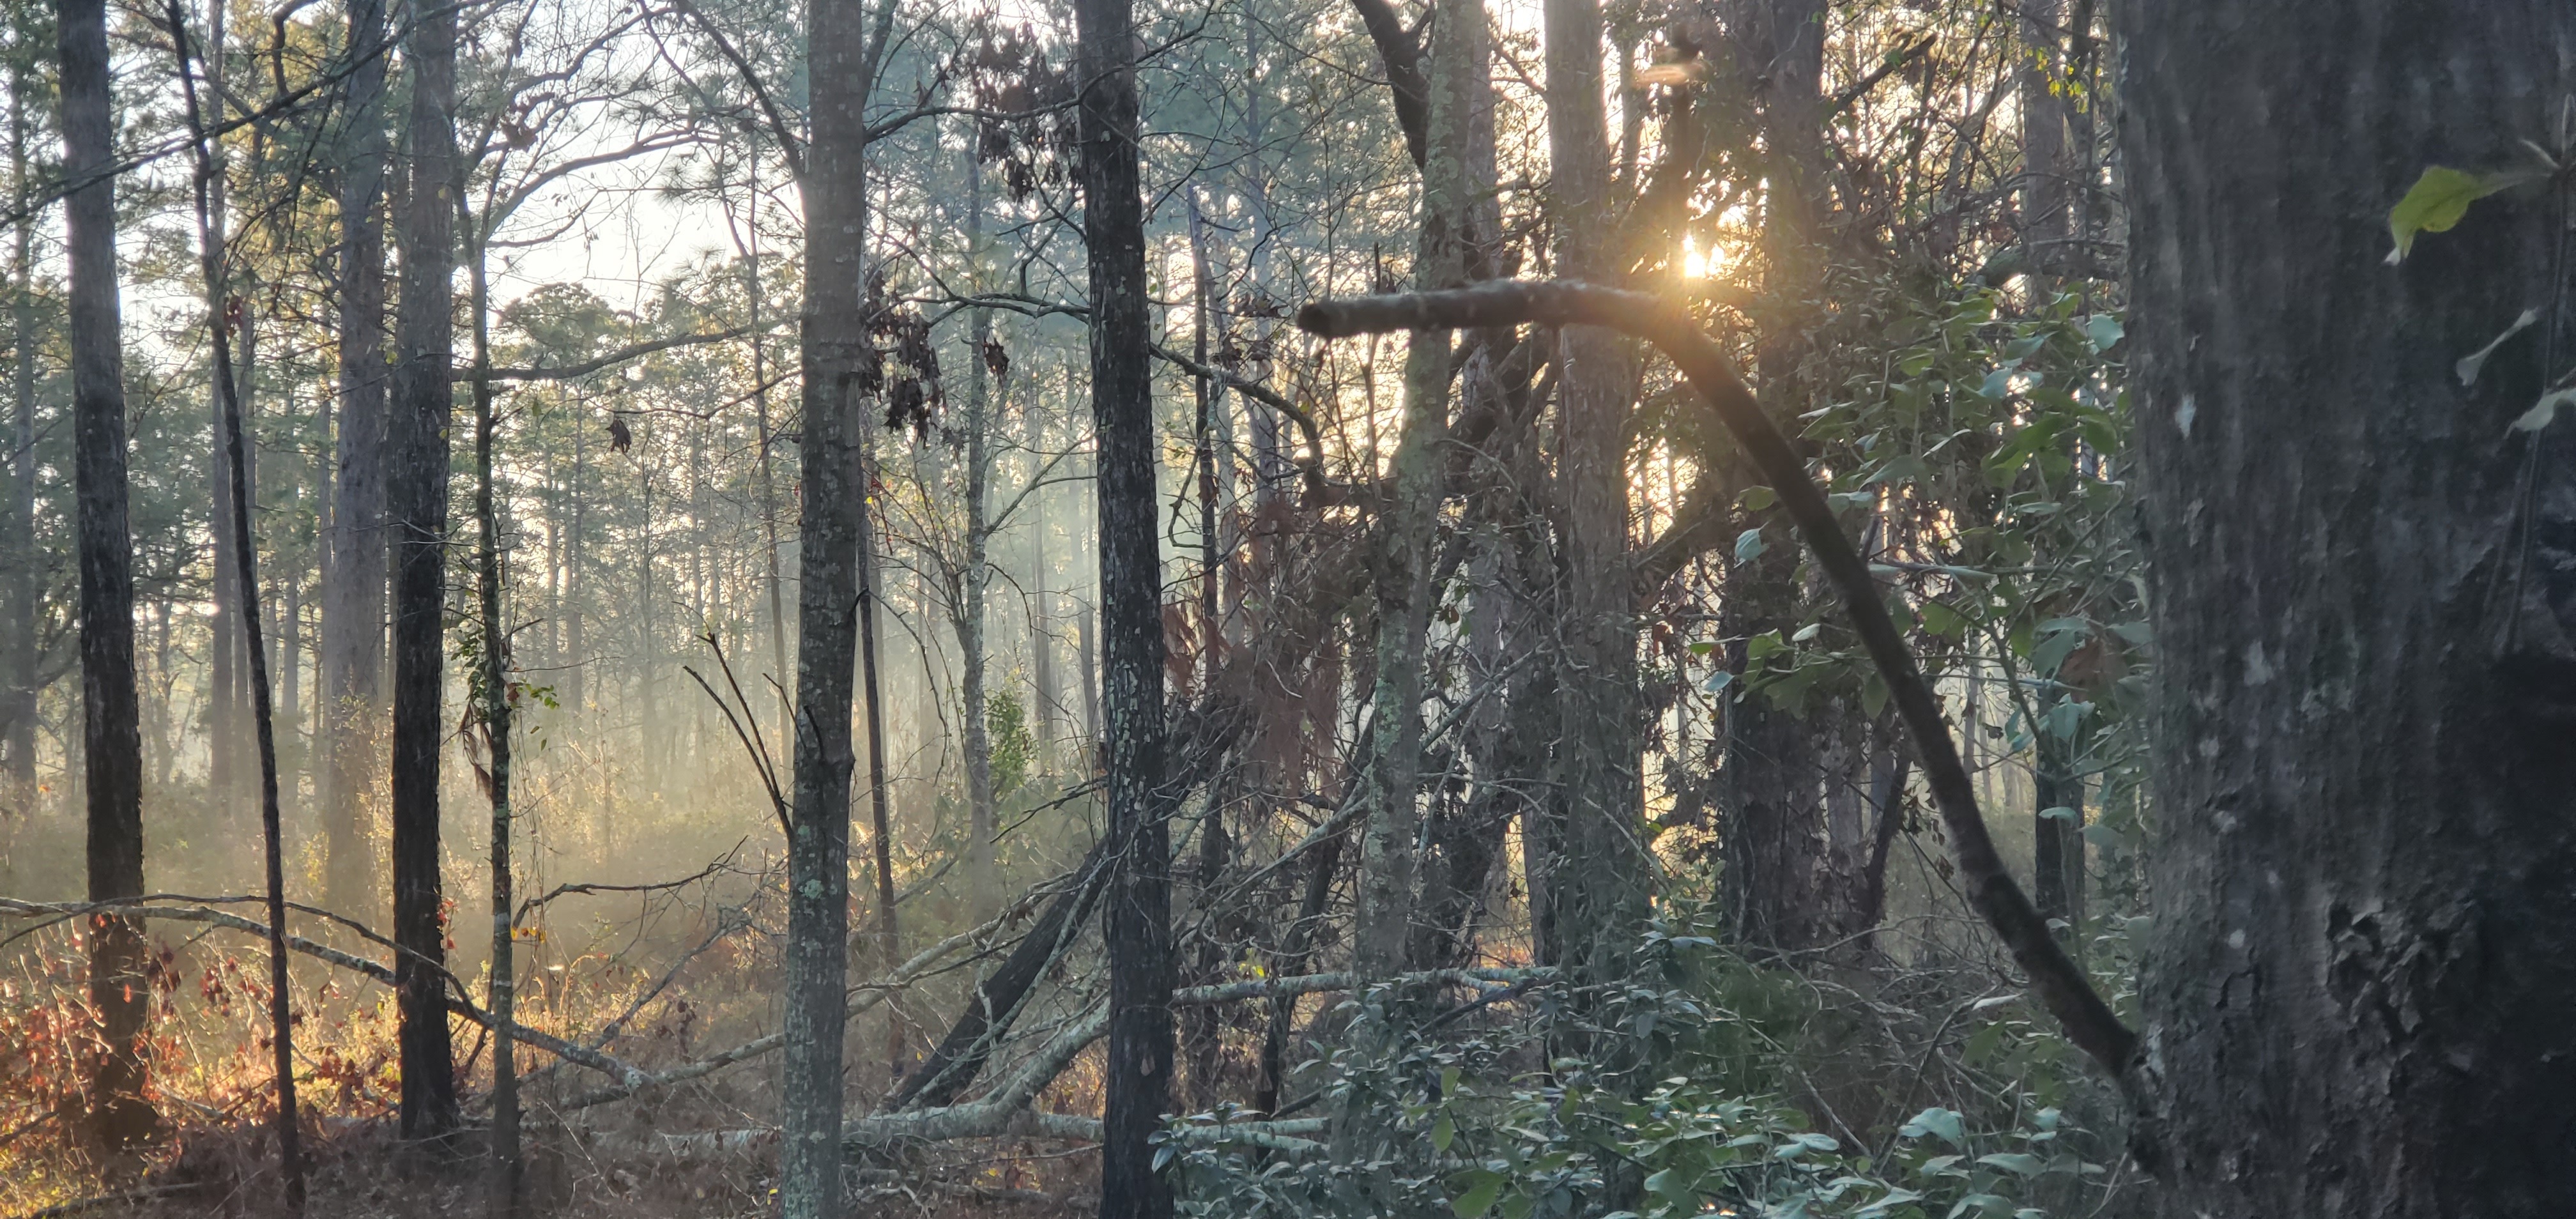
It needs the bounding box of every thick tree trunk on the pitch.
[1073,0,1174,1210]
[387,0,458,1137]
[2119,3,2576,1211]
[1539,0,1646,992]
[59,0,154,1150]
[778,0,875,1209]
[321,0,390,923]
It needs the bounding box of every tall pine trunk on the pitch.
[59,0,155,1150]
[1073,0,1174,1209]
[778,0,877,1208]
[4,53,38,808]
[387,0,458,1137]
[2117,4,2576,1211]
[1538,0,1645,990]
[321,0,389,923]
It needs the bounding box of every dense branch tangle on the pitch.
[1297,280,2140,1084]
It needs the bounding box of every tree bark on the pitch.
[464,224,520,1218]
[387,0,458,1137]
[2118,2,2576,1207]
[1073,0,1174,1210]
[59,0,155,1150]
[1353,0,1476,982]
[961,146,998,924]
[1539,0,1647,993]
[779,0,877,1209]
[321,0,390,923]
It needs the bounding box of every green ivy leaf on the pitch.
[1899,1106,1965,1147]
[2386,165,2544,264]
[1735,527,1767,564]
[1432,1114,1456,1153]
[2083,313,2124,354]
[1977,1152,2048,1177]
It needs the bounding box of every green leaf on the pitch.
[1861,673,1889,719]
[2083,314,2124,354]
[1977,1153,2047,1177]
[2039,805,2079,823]
[1867,453,1931,486]
[2386,165,2543,264]
[1740,484,1777,511]
[1947,1194,2015,1219]
[1644,1168,1694,1209]
[1735,527,1767,564]
[1919,601,1966,638]
[1452,1174,1505,1219]
[1792,622,1821,643]
[1704,670,1736,695]
[1432,1114,1456,1152]
[1899,1107,1965,1147]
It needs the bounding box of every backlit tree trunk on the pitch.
[1074,0,1174,1209]
[320,0,390,922]
[2119,4,2576,1211]
[387,0,459,1137]
[59,0,155,1150]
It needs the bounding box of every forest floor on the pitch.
[7,1115,1104,1218]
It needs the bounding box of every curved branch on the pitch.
[1296,280,2142,1085]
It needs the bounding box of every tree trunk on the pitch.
[465,229,520,1219]
[170,18,306,1192]
[961,146,998,923]
[1539,0,1646,992]
[5,54,38,808]
[2117,3,2576,1210]
[60,0,154,1149]
[1073,0,1174,1209]
[1353,0,1476,982]
[319,0,390,871]
[778,0,875,1208]
[386,0,458,1137]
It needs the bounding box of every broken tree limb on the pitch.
[1298,280,2142,1084]
[845,968,1538,1151]
[553,901,1029,1110]
[890,838,1114,1110]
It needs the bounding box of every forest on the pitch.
[0,0,2568,1215]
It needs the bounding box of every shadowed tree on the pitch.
[2119,2,2576,1212]
[58,0,151,1151]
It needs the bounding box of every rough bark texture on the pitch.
[779,0,871,1208]
[321,0,390,922]
[1540,0,1646,990]
[2118,3,2576,1209]
[1352,0,1476,985]
[59,0,154,1149]
[1074,0,1175,1209]
[387,0,458,1137]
